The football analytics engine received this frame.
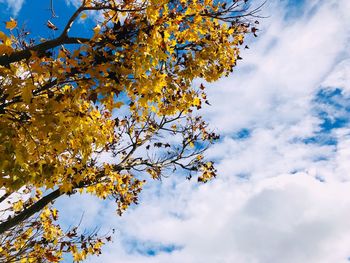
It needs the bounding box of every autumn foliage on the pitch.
[0,0,259,261]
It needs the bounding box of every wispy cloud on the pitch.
[0,0,25,16]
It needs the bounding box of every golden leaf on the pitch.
[22,86,32,104]
[5,18,17,30]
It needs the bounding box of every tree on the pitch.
[0,0,260,261]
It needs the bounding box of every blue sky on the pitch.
[2,0,350,262]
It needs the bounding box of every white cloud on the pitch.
[322,59,350,92]
[80,174,350,263]
[55,0,350,262]
[64,0,81,8]
[0,0,25,16]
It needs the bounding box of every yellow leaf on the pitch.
[151,105,157,112]
[4,38,11,46]
[81,13,88,20]
[193,97,201,107]
[0,44,13,55]
[15,147,26,164]
[196,154,203,160]
[22,86,32,104]
[93,24,101,35]
[0,31,6,40]
[0,31,12,47]
[52,208,58,220]
[13,200,23,212]
[6,18,17,30]
[60,182,73,193]
[114,101,124,108]
[45,252,60,262]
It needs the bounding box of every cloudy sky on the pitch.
[2,0,350,262]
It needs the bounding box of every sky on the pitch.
[1,0,350,262]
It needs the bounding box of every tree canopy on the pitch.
[0,0,259,261]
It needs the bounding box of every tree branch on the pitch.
[0,1,146,67]
[0,189,62,235]
[0,191,12,204]
[0,36,89,66]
